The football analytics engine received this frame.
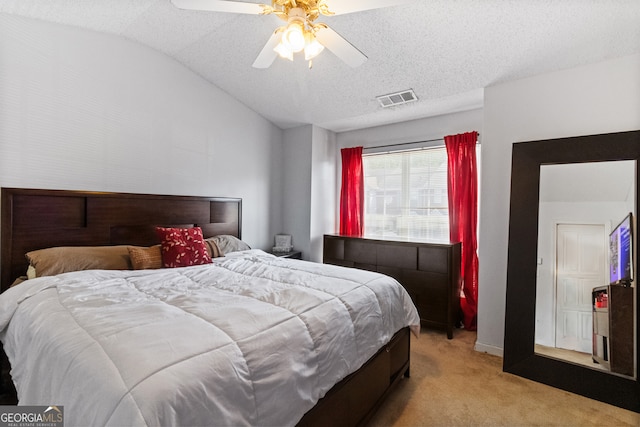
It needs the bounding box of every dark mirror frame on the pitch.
[503,130,640,412]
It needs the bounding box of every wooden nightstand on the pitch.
[270,250,302,259]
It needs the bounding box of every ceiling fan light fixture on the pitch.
[304,33,324,60]
[274,42,294,61]
[173,0,379,69]
[282,21,306,52]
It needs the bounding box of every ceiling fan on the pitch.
[171,0,414,68]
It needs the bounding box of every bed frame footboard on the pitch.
[298,326,410,427]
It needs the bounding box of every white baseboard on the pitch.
[474,341,503,357]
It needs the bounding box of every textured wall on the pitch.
[0,14,283,250]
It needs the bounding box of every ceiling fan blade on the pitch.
[325,0,416,15]
[252,29,283,69]
[314,25,367,68]
[171,0,264,14]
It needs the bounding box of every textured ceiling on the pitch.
[1,0,640,132]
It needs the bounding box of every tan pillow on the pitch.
[205,239,224,259]
[26,245,133,277]
[128,245,163,270]
[208,235,248,254]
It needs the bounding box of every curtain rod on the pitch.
[366,138,443,151]
[364,133,480,152]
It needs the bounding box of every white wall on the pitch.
[310,126,336,262]
[0,14,284,250]
[282,125,336,262]
[336,108,483,150]
[282,125,313,258]
[478,53,640,356]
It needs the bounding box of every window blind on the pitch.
[362,146,449,242]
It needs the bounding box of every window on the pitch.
[363,147,450,242]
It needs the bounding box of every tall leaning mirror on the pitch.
[535,160,635,378]
[503,130,640,412]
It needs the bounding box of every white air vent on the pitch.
[376,89,418,108]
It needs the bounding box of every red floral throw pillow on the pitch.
[155,226,213,268]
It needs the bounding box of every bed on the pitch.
[0,188,420,426]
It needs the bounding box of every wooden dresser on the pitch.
[592,285,634,376]
[323,234,462,339]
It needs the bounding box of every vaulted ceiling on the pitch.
[1,0,639,132]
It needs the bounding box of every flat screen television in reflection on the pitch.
[609,212,633,286]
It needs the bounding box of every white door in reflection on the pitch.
[555,224,607,353]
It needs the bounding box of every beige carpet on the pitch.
[367,329,640,427]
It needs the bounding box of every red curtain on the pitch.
[445,131,479,331]
[339,146,364,237]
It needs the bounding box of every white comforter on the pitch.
[0,249,420,427]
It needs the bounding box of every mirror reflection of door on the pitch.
[555,223,606,353]
[535,160,635,377]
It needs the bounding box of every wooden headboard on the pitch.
[1,188,242,292]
